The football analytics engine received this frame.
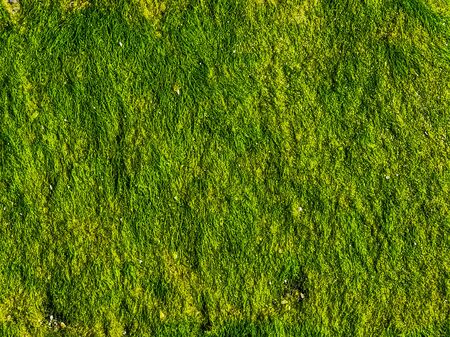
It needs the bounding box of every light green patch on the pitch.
[60,0,90,12]
[284,0,319,25]
[136,0,167,24]
[1,0,20,18]
[161,249,203,321]
[0,291,45,331]
[251,0,278,6]
[425,0,450,16]
[291,200,304,219]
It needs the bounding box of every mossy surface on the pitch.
[0,0,449,336]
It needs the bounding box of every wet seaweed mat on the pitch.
[0,0,450,336]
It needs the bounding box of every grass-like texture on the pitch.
[1,0,450,336]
